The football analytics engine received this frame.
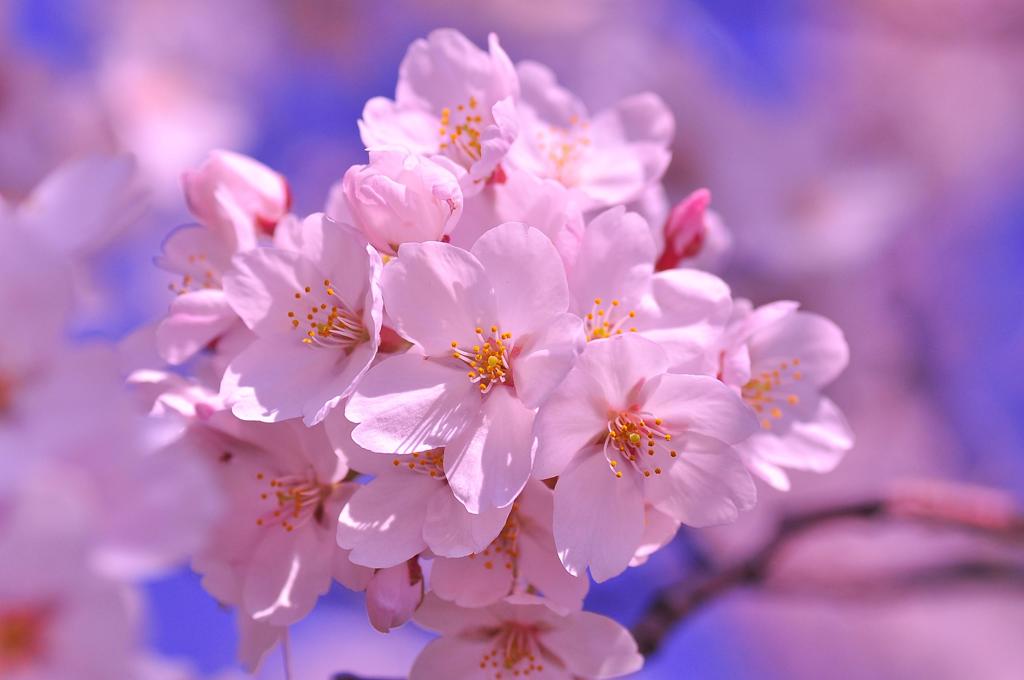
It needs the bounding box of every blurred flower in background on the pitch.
[2,0,1023,678]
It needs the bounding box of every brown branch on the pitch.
[631,482,1024,656]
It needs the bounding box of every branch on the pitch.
[632,482,1024,656]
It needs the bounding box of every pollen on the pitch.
[585,297,639,341]
[604,411,678,479]
[287,280,368,351]
[450,325,513,394]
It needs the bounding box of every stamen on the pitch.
[450,326,514,394]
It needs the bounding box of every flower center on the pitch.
[0,607,47,672]
[479,623,545,676]
[469,499,521,574]
[450,326,514,394]
[741,358,802,430]
[584,297,637,341]
[604,412,677,479]
[439,97,484,165]
[533,114,591,187]
[391,448,446,479]
[288,279,368,351]
[254,472,339,532]
[167,252,219,295]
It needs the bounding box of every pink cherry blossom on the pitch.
[155,151,288,365]
[534,334,758,581]
[506,60,674,211]
[716,300,854,491]
[364,559,424,633]
[430,480,588,611]
[567,206,732,373]
[358,29,519,194]
[220,214,384,425]
[345,222,583,513]
[175,403,370,635]
[410,594,643,680]
[330,415,511,568]
[329,147,463,256]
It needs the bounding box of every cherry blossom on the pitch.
[176,403,370,634]
[506,60,673,211]
[220,214,384,425]
[430,480,588,611]
[410,594,643,680]
[716,300,854,490]
[346,222,583,513]
[567,205,732,373]
[358,29,520,194]
[330,415,511,568]
[534,334,757,580]
[155,151,288,364]
[329,147,463,255]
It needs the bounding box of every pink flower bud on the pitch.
[365,559,424,633]
[337,148,463,256]
[655,188,711,271]
[182,150,290,245]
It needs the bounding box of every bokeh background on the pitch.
[5,1,1024,678]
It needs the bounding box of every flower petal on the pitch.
[512,312,584,410]
[569,207,655,313]
[646,434,756,527]
[423,486,510,557]
[544,611,644,679]
[383,240,498,355]
[337,471,436,568]
[643,373,759,444]
[471,222,570,338]
[553,449,645,582]
[347,352,479,453]
[444,387,535,513]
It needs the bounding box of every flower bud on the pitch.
[183,150,290,247]
[655,188,711,271]
[365,559,424,633]
[337,148,463,255]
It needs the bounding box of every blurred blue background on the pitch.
[4,0,1024,677]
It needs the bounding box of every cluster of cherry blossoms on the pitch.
[0,27,853,680]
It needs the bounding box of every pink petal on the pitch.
[382,240,498,355]
[444,387,535,513]
[222,248,326,336]
[532,353,609,481]
[365,561,424,633]
[646,434,757,527]
[553,449,645,582]
[569,207,655,313]
[543,611,644,678]
[749,310,849,387]
[580,334,669,411]
[221,337,345,423]
[347,352,479,454]
[337,470,436,568]
[471,222,570,338]
[155,289,238,365]
[242,526,331,625]
[430,550,514,608]
[410,637,493,680]
[423,486,510,557]
[511,312,584,409]
[642,373,759,445]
